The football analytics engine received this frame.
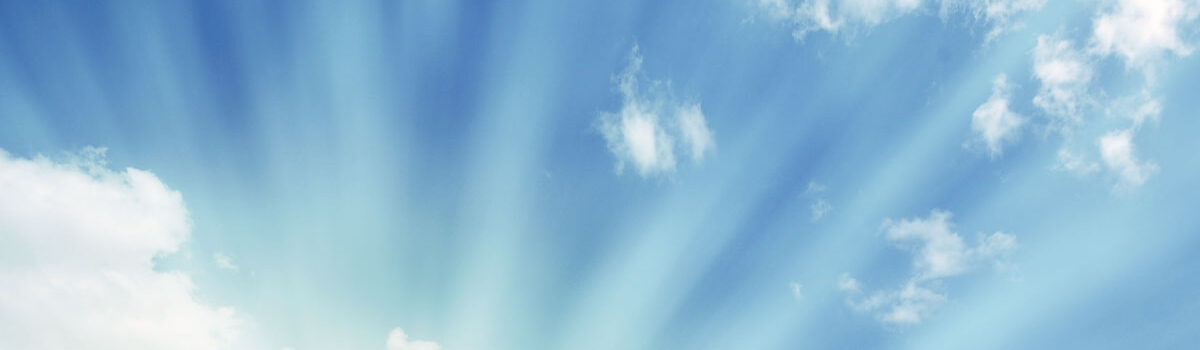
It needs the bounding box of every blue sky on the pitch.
[1,0,1199,349]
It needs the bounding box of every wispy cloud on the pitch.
[755,0,1045,42]
[804,181,833,222]
[840,210,1016,325]
[789,282,805,300]
[214,252,240,272]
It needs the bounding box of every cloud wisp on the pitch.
[755,0,1046,42]
[214,252,240,272]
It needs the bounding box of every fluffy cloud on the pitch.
[1091,0,1199,71]
[1099,129,1159,190]
[1030,31,1165,191]
[841,210,1016,325]
[1028,0,1199,190]
[882,210,970,280]
[386,328,441,350]
[0,147,244,350]
[971,74,1026,157]
[757,0,1045,41]
[597,45,715,177]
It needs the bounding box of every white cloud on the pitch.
[841,210,1016,325]
[757,0,1045,41]
[789,282,805,300]
[0,147,245,350]
[971,74,1026,157]
[1099,129,1158,190]
[1025,1,1187,191]
[214,252,239,272]
[1032,34,1094,127]
[875,281,946,325]
[597,46,715,177]
[1091,0,1199,71]
[386,328,441,350]
[882,210,970,280]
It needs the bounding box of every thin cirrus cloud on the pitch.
[839,210,1016,325]
[214,252,239,272]
[804,181,833,222]
[0,147,245,350]
[755,0,1045,42]
[596,45,716,178]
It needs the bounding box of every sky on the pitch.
[1,0,1199,349]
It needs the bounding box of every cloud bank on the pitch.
[0,147,245,350]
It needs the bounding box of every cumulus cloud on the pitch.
[386,328,441,350]
[841,210,1016,325]
[756,0,1045,41]
[882,210,971,281]
[597,45,715,178]
[214,252,239,271]
[1091,0,1199,72]
[971,74,1026,157]
[1029,33,1167,190]
[1025,0,1199,190]
[1099,129,1158,190]
[0,147,245,350]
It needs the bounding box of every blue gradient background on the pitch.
[2,1,1199,349]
